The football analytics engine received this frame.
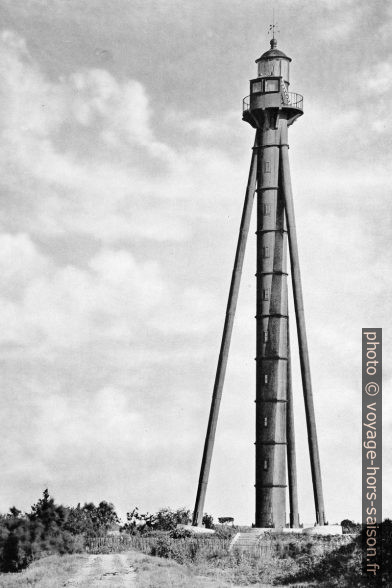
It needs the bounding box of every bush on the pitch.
[202,513,214,529]
[65,501,119,537]
[120,507,156,535]
[0,491,87,573]
[341,518,361,534]
[1,522,33,572]
[122,506,191,534]
[169,527,192,539]
[154,507,191,531]
[150,535,173,559]
[150,536,202,565]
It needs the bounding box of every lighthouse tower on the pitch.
[244,37,303,529]
[192,34,326,529]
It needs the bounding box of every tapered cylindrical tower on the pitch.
[243,38,303,528]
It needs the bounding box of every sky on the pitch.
[0,0,390,527]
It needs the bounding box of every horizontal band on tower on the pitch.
[254,399,288,404]
[256,186,279,192]
[255,355,288,361]
[255,229,287,235]
[254,441,287,445]
[255,271,288,277]
[257,228,287,234]
[253,398,288,404]
[255,484,287,489]
[255,313,288,319]
[252,143,289,149]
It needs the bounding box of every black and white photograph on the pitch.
[0,1,390,585]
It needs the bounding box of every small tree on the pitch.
[202,513,214,529]
[153,507,191,531]
[28,489,67,533]
[67,501,120,536]
[121,507,157,535]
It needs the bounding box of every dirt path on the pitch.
[64,553,136,587]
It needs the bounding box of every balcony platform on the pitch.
[243,92,303,128]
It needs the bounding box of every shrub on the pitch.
[154,507,191,531]
[169,527,192,539]
[0,491,86,573]
[150,535,173,559]
[202,513,214,529]
[66,501,119,537]
[122,506,191,534]
[120,507,156,535]
[341,518,361,534]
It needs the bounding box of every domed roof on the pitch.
[256,38,292,63]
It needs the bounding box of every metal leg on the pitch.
[192,132,259,526]
[287,319,300,528]
[280,122,326,526]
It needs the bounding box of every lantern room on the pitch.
[256,37,291,86]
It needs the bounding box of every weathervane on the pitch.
[268,9,280,42]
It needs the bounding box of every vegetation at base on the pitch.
[2,494,391,587]
[341,518,362,534]
[274,520,392,586]
[120,506,192,534]
[131,551,234,587]
[0,489,119,573]
[0,551,236,588]
[109,519,391,587]
[202,513,214,529]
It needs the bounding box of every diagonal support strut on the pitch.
[192,132,259,526]
[287,318,300,528]
[280,123,326,526]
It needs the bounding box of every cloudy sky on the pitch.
[0,0,390,526]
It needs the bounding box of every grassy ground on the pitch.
[132,552,239,587]
[0,553,86,587]
[0,534,382,587]
[0,551,240,588]
[0,548,354,587]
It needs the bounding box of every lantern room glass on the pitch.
[264,78,279,93]
[258,58,290,85]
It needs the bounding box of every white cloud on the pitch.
[0,233,49,290]
[0,233,221,356]
[0,30,244,245]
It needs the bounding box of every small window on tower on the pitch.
[264,161,271,173]
[262,203,271,216]
[263,330,268,342]
[262,288,270,301]
[264,374,268,384]
[264,459,269,470]
[264,417,268,427]
[252,81,262,94]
